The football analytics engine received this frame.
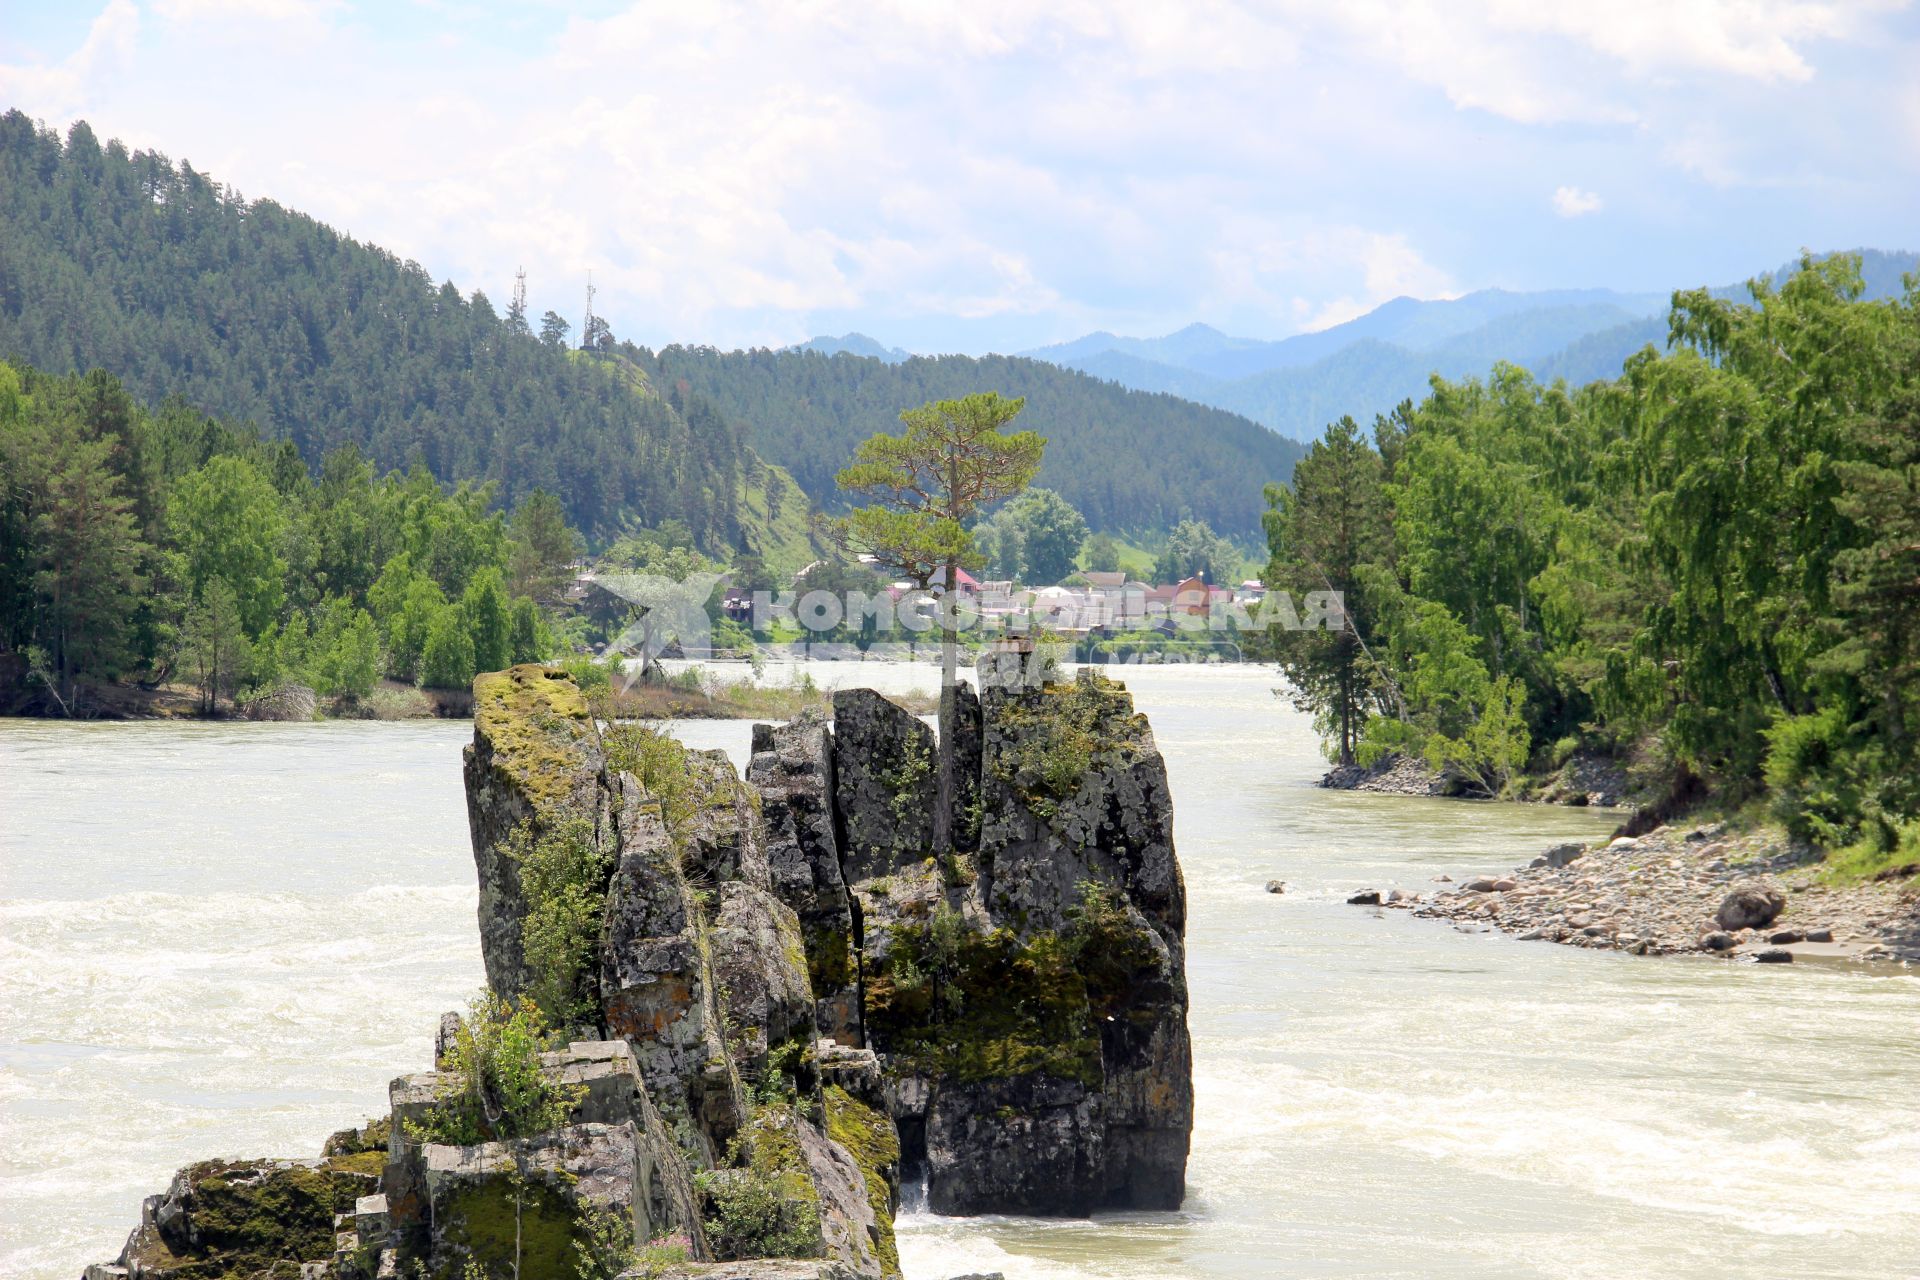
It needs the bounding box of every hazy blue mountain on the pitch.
[1532,250,1918,391]
[791,332,911,362]
[1057,348,1227,401]
[1021,251,1915,439]
[1528,316,1668,388]
[1025,322,1262,375]
[1422,302,1650,366]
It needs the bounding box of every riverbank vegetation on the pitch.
[1263,255,1920,878]
[0,359,567,715]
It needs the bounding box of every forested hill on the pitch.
[0,112,803,555]
[627,344,1306,537]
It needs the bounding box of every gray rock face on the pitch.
[941,680,983,852]
[748,712,860,1045]
[681,748,774,890]
[710,883,817,1083]
[925,1075,1100,1214]
[462,665,609,998]
[832,688,937,881]
[793,1111,894,1276]
[853,656,1192,1216]
[386,1041,708,1266]
[599,778,745,1164]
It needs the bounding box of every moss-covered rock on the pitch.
[862,918,1102,1089]
[464,664,610,998]
[111,1157,378,1280]
[423,1122,644,1280]
[824,1088,901,1279]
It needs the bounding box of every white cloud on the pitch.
[0,0,138,123]
[1301,0,1898,124]
[151,0,341,20]
[1203,224,1459,332]
[0,0,1910,350]
[1552,185,1604,217]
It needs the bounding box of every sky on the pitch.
[3,1,1917,355]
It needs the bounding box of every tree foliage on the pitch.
[0,359,570,711]
[975,487,1088,584]
[1263,253,1920,839]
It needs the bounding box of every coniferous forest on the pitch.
[628,343,1304,537]
[0,112,1299,549]
[0,112,784,549]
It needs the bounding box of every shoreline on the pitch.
[1358,820,1920,966]
[0,677,941,724]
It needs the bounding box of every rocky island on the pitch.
[84,653,1191,1279]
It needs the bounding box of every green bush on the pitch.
[507,816,614,1027]
[603,720,718,856]
[408,994,580,1146]
[694,1117,823,1262]
[1764,705,1864,844]
[556,654,610,694]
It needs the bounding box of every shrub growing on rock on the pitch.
[506,815,614,1027]
[409,994,582,1146]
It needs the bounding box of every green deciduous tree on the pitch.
[421,603,478,690]
[168,454,287,637]
[309,599,384,701]
[1152,518,1237,585]
[462,566,512,674]
[1084,532,1121,575]
[989,487,1088,584]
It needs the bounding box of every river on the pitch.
[2,663,1915,1279]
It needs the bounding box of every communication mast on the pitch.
[583,270,597,350]
[511,267,527,320]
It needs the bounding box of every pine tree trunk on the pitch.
[934,555,958,853]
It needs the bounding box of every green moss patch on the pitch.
[987,671,1146,815]
[863,883,1161,1092]
[128,1160,376,1279]
[439,1172,586,1280]
[473,665,596,810]
[825,1087,901,1279]
[862,918,1101,1088]
[804,922,855,994]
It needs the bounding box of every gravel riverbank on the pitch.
[1367,822,1920,965]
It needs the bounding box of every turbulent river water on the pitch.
[3,663,1917,1280]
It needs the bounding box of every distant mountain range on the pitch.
[788,332,912,363]
[798,251,1916,442]
[1014,251,1916,439]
